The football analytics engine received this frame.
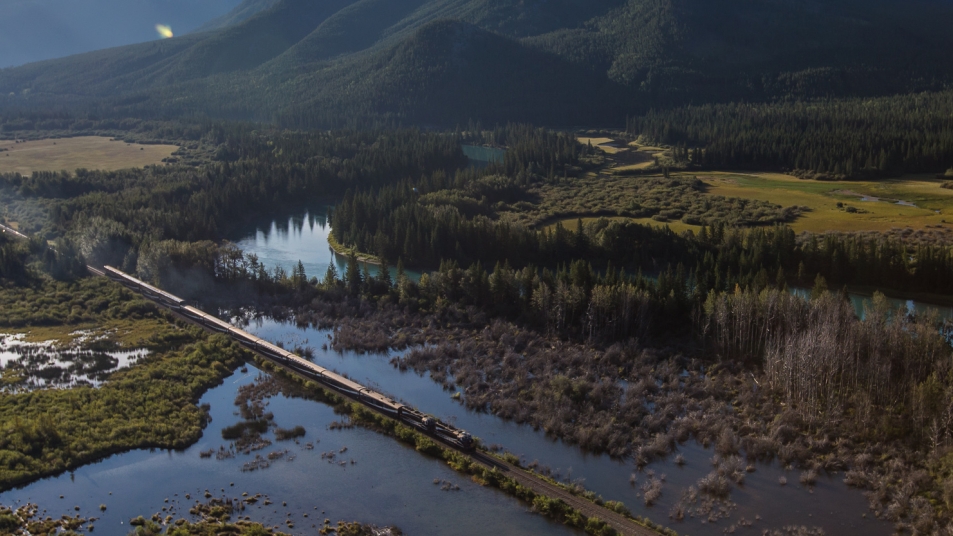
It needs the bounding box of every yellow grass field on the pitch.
[613,160,655,172]
[543,216,702,235]
[577,137,626,154]
[536,170,953,235]
[0,136,178,175]
[699,172,953,233]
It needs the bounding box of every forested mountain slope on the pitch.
[528,0,953,101]
[2,0,952,126]
[195,0,283,33]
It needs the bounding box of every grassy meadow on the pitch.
[0,136,177,175]
[541,171,953,235]
[543,216,703,235]
[551,137,953,235]
[700,172,953,233]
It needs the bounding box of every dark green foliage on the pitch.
[505,174,801,228]
[0,238,28,283]
[5,0,953,126]
[0,277,151,327]
[630,91,953,178]
[274,425,305,440]
[529,0,953,102]
[0,279,247,491]
[221,419,269,440]
[0,126,467,291]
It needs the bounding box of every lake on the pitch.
[234,208,419,283]
[9,208,924,535]
[0,361,576,536]
[463,145,505,168]
[238,316,892,536]
[235,207,953,322]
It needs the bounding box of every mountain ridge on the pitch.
[3,0,953,127]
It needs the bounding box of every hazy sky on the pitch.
[0,0,244,68]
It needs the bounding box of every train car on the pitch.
[104,265,185,309]
[397,407,475,451]
[100,265,477,452]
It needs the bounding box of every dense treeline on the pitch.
[0,233,86,284]
[0,236,28,283]
[0,126,467,272]
[332,131,953,297]
[264,246,953,456]
[629,91,953,179]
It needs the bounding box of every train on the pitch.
[101,265,475,451]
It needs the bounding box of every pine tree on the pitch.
[378,257,393,288]
[345,255,362,296]
[292,260,307,289]
[396,257,406,283]
[323,263,338,289]
[811,273,828,300]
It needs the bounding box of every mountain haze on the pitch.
[0,0,244,68]
[196,0,282,32]
[2,0,953,127]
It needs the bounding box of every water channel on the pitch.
[241,317,890,536]
[4,205,936,535]
[0,362,574,536]
[231,207,915,534]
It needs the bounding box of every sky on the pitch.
[0,0,244,68]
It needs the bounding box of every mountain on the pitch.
[527,0,953,100]
[0,0,244,69]
[195,0,283,32]
[2,0,953,127]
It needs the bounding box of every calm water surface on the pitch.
[213,210,934,534]
[243,317,892,536]
[234,208,419,283]
[0,362,575,536]
[236,208,953,322]
[462,145,505,168]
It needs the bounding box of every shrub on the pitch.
[275,425,306,441]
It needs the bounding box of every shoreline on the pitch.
[326,233,383,266]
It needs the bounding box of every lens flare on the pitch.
[155,24,173,39]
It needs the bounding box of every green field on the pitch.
[701,172,953,233]
[503,170,796,230]
[0,136,177,175]
[543,215,702,234]
[537,168,953,235]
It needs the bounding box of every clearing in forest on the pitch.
[577,137,626,154]
[700,172,953,233]
[536,171,953,237]
[0,136,177,175]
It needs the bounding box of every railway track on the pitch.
[467,451,662,536]
[1,223,665,535]
[99,266,664,536]
[0,222,29,241]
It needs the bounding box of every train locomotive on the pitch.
[102,265,474,451]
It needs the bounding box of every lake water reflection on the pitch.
[234,208,419,284]
[244,317,893,536]
[235,208,953,323]
[0,363,576,536]
[228,210,913,534]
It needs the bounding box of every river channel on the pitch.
[0,361,575,536]
[233,208,907,534]
[2,205,929,535]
